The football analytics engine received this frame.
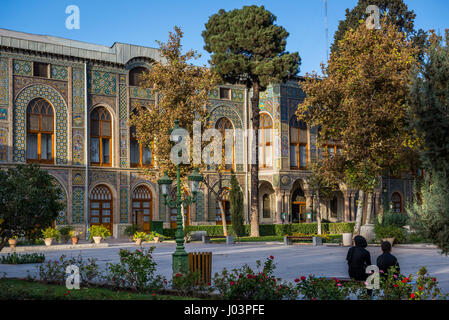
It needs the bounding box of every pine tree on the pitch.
[229,171,245,238]
[202,5,300,237]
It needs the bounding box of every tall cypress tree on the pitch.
[229,172,245,238]
[202,5,300,237]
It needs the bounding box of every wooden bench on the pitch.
[284,236,322,246]
[202,235,234,244]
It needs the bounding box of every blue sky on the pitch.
[0,0,448,75]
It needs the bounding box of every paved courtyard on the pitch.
[1,242,449,293]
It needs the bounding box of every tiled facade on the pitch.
[0,28,414,238]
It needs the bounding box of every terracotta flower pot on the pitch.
[44,238,54,246]
[71,237,79,245]
[93,236,102,244]
[153,237,160,243]
[8,239,17,249]
[135,238,142,246]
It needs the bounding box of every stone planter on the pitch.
[383,238,395,246]
[135,238,143,246]
[153,237,160,243]
[8,239,17,249]
[71,237,79,245]
[44,238,54,246]
[342,233,353,246]
[93,236,102,244]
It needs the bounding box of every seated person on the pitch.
[377,241,400,276]
[346,235,371,281]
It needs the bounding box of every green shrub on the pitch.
[381,210,408,228]
[0,252,45,264]
[88,225,111,239]
[41,227,60,240]
[374,224,407,243]
[57,225,74,243]
[171,271,214,296]
[124,225,140,237]
[163,228,176,239]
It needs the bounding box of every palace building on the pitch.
[0,28,415,238]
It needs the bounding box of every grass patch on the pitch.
[0,279,198,300]
[0,253,45,264]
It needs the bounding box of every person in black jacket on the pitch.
[346,235,371,281]
[377,241,400,277]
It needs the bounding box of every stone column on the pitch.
[275,190,283,224]
[344,191,352,222]
[285,191,291,223]
[305,190,313,223]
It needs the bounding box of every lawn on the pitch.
[0,278,198,300]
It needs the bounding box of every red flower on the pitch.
[301,276,306,281]
[230,281,235,286]
[207,282,211,286]
[418,286,424,291]
[402,279,407,283]
[152,293,156,296]
[394,284,399,288]
[294,278,300,283]
[410,293,415,299]
[432,278,437,282]
[312,297,316,301]
[270,256,274,260]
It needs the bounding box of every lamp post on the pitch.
[157,120,203,276]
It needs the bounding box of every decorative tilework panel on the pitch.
[0,129,7,162]
[13,84,68,164]
[119,82,127,121]
[14,76,68,104]
[73,128,84,165]
[120,188,128,223]
[72,187,85,224]
[0,108,6,120]
[0,58,9,106]
[120,172,128,186]
[13,60,31,76]
[89,171,116,187]
[72,113,83,127]
[87,70,116,96]
[130,99,153,111]
[231,89,244,102]
[48,169,69,188]
[72,68,85,114]
[208,88,219,99]
[129,86,151,100]
[120,130,127,158]
[54,182,68,225]
[72,171,85,185]
[281,134,289,157]
[50,65,68,81]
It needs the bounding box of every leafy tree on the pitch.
[229,171,245,238]
[407,30,449,254]
[202,5,300,236]
[297,19,418,234]
[0,164,65,250]
[331,0,426,58]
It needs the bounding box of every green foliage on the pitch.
[38,254,101,286]
[295,276,352,300]
[88,225,111,239]
[0,164,65,250]
[213,256,297,300]
[202,5,300,89]
[41,227,60,240]
[147,231,165,241]
[229,172,245,238]
[163,228,176,239]
[0,252,45,264]
[380,210,408,228]
[331,0,424,57]
[105,247,166,292]
[171,271,214,296]
[124,225,140,237]
[57,225,74,243]
[149,221,164,235]
[407,172,449,254]
[374,224,407,243]
[133,231,149,241]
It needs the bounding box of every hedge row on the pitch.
[163,222,354,238]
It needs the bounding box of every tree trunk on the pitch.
[250,82,261,237]
[317,192,322,235]
[365,192,373,225]
[354,189,365,235]
[218,200,228,236]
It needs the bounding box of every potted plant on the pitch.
[133,231,148,246]
[58,225,74,244]
[69,230,83,245]
[124,224,140,241]
[88,225,111,244]
[8,236,18,249]
[341,223,354,246]
[149,231,165,243]
[41,227,60,246]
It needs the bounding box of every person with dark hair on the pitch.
[346,235,371,281]
[377,241,400,276]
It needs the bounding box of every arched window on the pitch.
[216,188,231,225]
[263,194,271,218]
[90,107,112,166]
[259,113,272,168]
[130,110,153,168]
[90,184,113,235]
[215,117,234,170]
[129,67,147,87]
[132,185,152,233]
[391,192,402,213]
[290,116,307,169]
[26,98,54,163]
